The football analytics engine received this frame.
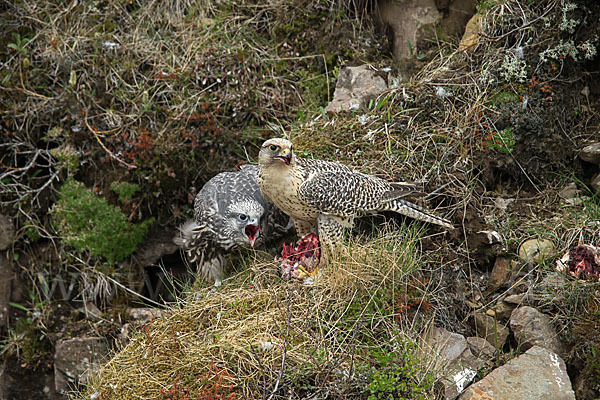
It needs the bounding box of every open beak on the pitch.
[244,219,260,247]
[274,150,292,165]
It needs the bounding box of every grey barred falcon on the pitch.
[257,138,453,270]
[174,165,290,283]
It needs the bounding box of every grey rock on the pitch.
[423,327,483,399]
[466,336,496,363]
[324,65,388,113]
[558,182,581,200]
[518,238,555,264]
[377,0,476,63]
[127,307,162,324]
[504,293,528,305]
[580,142,600,164]
[473,312,509,349]
[590,172,600,194]
[510,306,567,358]
[458,346,575,400]
[0,215,15,251]
[492,300,515,321]
[54,337,110,393]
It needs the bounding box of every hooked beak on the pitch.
[274,150,292,165]
[244,219,260,247]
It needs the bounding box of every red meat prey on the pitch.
[557,244,600,281]
[279,233,320,279]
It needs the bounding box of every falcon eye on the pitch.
[238,214,248,221]
[268,144,278,152]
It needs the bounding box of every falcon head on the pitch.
[259,138,293,167]
[224,200,264,247]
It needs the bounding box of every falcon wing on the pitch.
[298,170,390,216]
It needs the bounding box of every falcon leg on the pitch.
[294,219,316,237]
[296,214,352,278]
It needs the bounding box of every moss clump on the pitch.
[110,181,140,203]
[52,178,153,262]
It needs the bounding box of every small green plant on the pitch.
[52,178,153,262]
[483,126,514,154]
[110,181,141,203]
[365,340,436,400]
[7,33,30,56]
[50,144,79,174]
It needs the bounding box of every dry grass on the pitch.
[81,225,443,399]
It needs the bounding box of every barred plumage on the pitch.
[174,165,291,283]
[257,138,453,269]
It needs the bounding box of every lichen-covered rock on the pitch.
[510,306,568,358]
[458,346,575,400]
[324,65,387,113]
[580,142,600,164]
[423,327,484,399]
[54,337,110,393]
[518,238,555,264]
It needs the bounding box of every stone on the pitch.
[377,0,441,61]
[518,238,556,264]
[0,254,13,328]
[580,142,600,164]
[54,337,110,393]
[466,336,496,363]
[423,326,484,399]
[504,293,527,305]
[127,307,162,324]
[510,306,567,359]
[473,312,509,349]
[489,257,511,290]
[0,214,15,251]
[377,0,476,63]
[458,346,575,400]
[558,182,580,200]
[590,172,600,194]
[324,65,387,113]
[492,300,515,320]
[459,13,481,51]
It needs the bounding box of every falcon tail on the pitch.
[382,198,453,229]
[381,182,424,201]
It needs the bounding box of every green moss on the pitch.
[110,181,141,203]
[52,178,153,262]
[364,339,436,400]
[490,90,519,104]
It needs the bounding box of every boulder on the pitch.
[324,65,387,113]
[510,306,567,358]
[458,346,575,400]
[377,0,477,63]
[580,142,600,164]
[473,312,509,349]
[518,238,555,264]
[423,326,485,399]
[0,214,15,251]
[54,337,110,393]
